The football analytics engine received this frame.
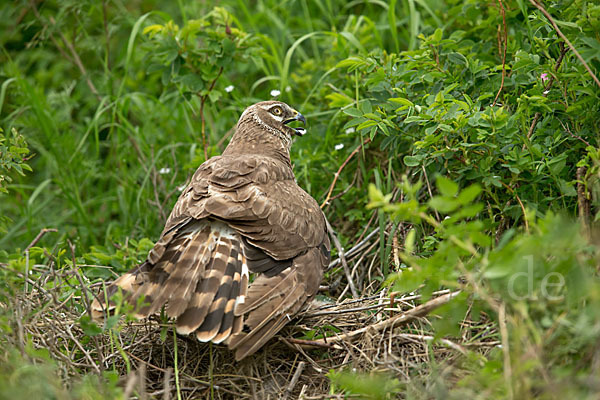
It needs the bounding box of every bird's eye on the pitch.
[271,107,283,116]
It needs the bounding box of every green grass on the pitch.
[1,0,600,398]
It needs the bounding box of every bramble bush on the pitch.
[1,0,599,398]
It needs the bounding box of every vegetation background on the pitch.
[1,0,600,398]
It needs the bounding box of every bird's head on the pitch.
[225,101,307,160]
[239,101,307,139]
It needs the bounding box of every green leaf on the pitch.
[343,107,362,117]
[436,176,458,197]
[79,315,102,336]
[457,184,482,204]
[356,120,377,131]
[447,52,467,65]
[429,196,460,213]
[403,155,421,166]
[389,97,414,107]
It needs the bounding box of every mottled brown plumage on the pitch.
[91,101,330,360]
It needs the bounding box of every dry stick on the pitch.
[327,227,380,270]
[65,325,102,374]
[46,15,102,100]
[23,228,57,293]
[312,291,461,345]
[492,0,508,106]
[558,119,590,147]
[355,209,378,244]
[284,361,306,400]
[421,165,440,221]
[500,181,529,233]
[0,264,51,297]
[163,368,173,400]
[326,219,358,298]
[394,333,467,355]
[280,338,324,373]
[199,67,224,161]
[498,303,514,400]
[529,0,600,89]
[321,138,371,208]
[138,363,148,400]
[28,1,74,65]
[576,166,590,238]
[285,338,342,350]
[67,240,105,371]
[123,371,139,399]
[24,228,58,253]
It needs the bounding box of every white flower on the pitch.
[177,185,186,192]
[270,89,281,97]
[225,85,234,93]
[345,127,355,134]
[334,143,344,150]
[158,167,171,174]
[285,86,291,92]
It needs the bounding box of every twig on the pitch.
[327,227,380,270]
[284,361,306,399]
[326,219,358,298]
[199,67,223,161]
[284,338,342,350]
[500,181,529,233]
[576,166,590,238]
[279,338,324,373]
[355,210,378,244]
[173,327,182,400]
[163,368,172,400]
[558,119,590,147]
[0,264,51,297]
[393,333,467,355]
[24,228,58,252]
[51,15,102,100]
[24,228,57,293]
[492,0,507,106]
[29,2,102,100]
[312,291,461,345]
[421,165,440,221]
[139,363,147,400]
[525,43,568,143]
[498,303,514,400]
[67,240,105,370]
[529,0,600,89]
[65,325,102,374]
[321,138,371,208]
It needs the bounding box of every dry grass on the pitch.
[2,286,497,398]
[0,231,498,399]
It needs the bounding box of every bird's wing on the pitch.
[91,154,330,359]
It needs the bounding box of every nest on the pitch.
[1,228,499,399]
[3,281,497,399]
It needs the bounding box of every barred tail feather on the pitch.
[175,222,247,340]
[90,261,152,320]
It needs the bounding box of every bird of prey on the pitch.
[91,101,330,360]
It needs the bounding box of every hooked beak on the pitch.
[283,112,307,136]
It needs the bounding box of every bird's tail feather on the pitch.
[228,267,306,361]
[91,220,248,347]
[90,261,152,320]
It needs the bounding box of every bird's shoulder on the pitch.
[191,154,294,191]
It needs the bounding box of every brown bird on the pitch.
[91,101,330,360]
